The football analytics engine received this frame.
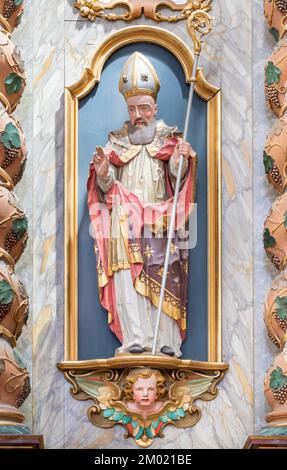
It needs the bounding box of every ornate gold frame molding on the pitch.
[59,25,226,446]
[62,25,222,362]
[74,0,212,23]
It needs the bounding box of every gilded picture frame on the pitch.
[59,24,226,369]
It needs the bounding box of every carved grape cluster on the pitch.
[0,302,11,321]
[269,163,283,187]
[272,254,282,270]
[2,146,19,169]
[267,327,280,348]
[275,313,287,331]
[12,157,26,185]
[270,367,287,404]
[265,83,281,108]
[273,384,287,404]
[15,376,30,408]
[3,0,17,18]
[275,0,287,14]
[4,229,18,252]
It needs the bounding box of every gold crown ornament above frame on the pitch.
[74,0,212,23]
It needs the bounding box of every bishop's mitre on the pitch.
[119,52,161,100]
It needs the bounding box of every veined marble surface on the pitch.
[11,0,256,448]
[30,0,65,449]
[220,0,253,448]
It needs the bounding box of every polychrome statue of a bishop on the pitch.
[87,52,197,357]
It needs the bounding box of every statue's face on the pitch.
[133,375,157,408]
[126,95,157,128]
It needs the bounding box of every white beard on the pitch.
[128,119,156,145]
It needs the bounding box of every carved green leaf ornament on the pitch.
[266,61,281,86]
[264,228,276,248]
[275,296,287,320]
[0,123,21,150]
[0,280,14,305]
[5,73,22,95]
[263,151,274,173]
[13,217,28,240]
[270,367,287,389]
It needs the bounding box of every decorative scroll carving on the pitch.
[74,0,212,23]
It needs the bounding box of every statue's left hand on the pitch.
[172,140,192,168]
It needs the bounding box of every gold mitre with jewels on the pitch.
[119,52,160,100]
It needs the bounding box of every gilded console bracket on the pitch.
[58,357,227,448]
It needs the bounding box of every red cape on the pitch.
[87,138,196,342]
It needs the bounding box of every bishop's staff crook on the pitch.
[152,10,214,356]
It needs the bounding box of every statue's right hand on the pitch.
[93,146,110,177]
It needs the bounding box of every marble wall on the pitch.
[11,0,265,448]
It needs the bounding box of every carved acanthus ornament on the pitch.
[74,0,212,23]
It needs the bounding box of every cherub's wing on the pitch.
[172,374,216,402]
[182,376,215,397]
[161,373,219,424]
[74,372,119,408]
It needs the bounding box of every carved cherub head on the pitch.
[122,368,167,412]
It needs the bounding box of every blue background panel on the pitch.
[78,43,208,360]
